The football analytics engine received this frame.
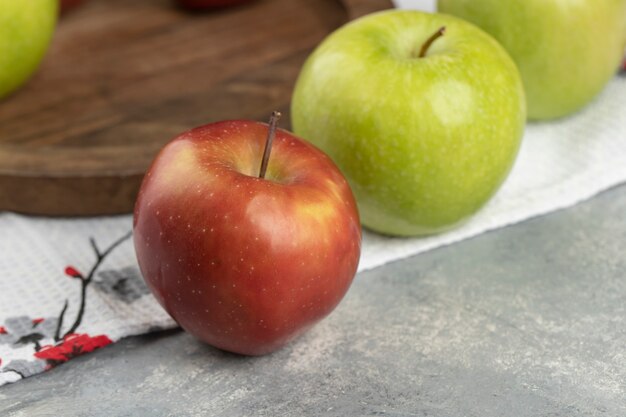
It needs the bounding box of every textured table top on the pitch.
[1,185,625,416]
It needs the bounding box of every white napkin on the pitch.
[394,0,437,13]
[1,4,625,386]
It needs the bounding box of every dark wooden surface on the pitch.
[0,0,393,216]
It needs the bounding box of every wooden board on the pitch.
[0,0,393,216]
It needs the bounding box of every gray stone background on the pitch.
[1,185,625,416]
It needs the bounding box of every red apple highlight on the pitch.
[133,115,361,355]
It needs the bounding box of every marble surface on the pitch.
[1,185,625,417]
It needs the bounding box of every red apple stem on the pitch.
[259,111,281,179]
[419,26,446,58]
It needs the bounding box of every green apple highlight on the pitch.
[439,0,626,120]
[0,0,58,99]
[292,11,525,237]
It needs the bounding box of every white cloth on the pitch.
[395,0,437,13]
[1,1,625,386]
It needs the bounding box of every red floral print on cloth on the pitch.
[64,266,82,278]
[35,333,112,365]
[1,232,132,383]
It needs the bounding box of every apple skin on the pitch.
[291,11,525,237]
[439,0,626,120]
[175,0,255,10]
[0,0,58,99]
[133,120,361,356]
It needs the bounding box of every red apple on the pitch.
[133,115,361,355]
[175,0,256,10]
[60,0,84,14]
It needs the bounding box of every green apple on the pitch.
[0,0,58,99]
[439,0,626,120]
[291,10,525,237]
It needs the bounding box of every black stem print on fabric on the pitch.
[1,231,132,382]
[4,368,25,379]
[53,300,69,343]
[59,231,132,338]
[15,333,44,352]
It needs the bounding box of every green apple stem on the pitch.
[419,26,446,58]
[259,111,282,179]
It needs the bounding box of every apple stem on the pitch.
[419,26,446,58]
[259,111,282,179]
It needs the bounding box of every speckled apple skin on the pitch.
[439,0,626,120]
[292,11,526,237]
[133,120,361,356]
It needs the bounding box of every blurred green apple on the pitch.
[439,0,626,120]
[292,11,525,237]
[0,0,58,99]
